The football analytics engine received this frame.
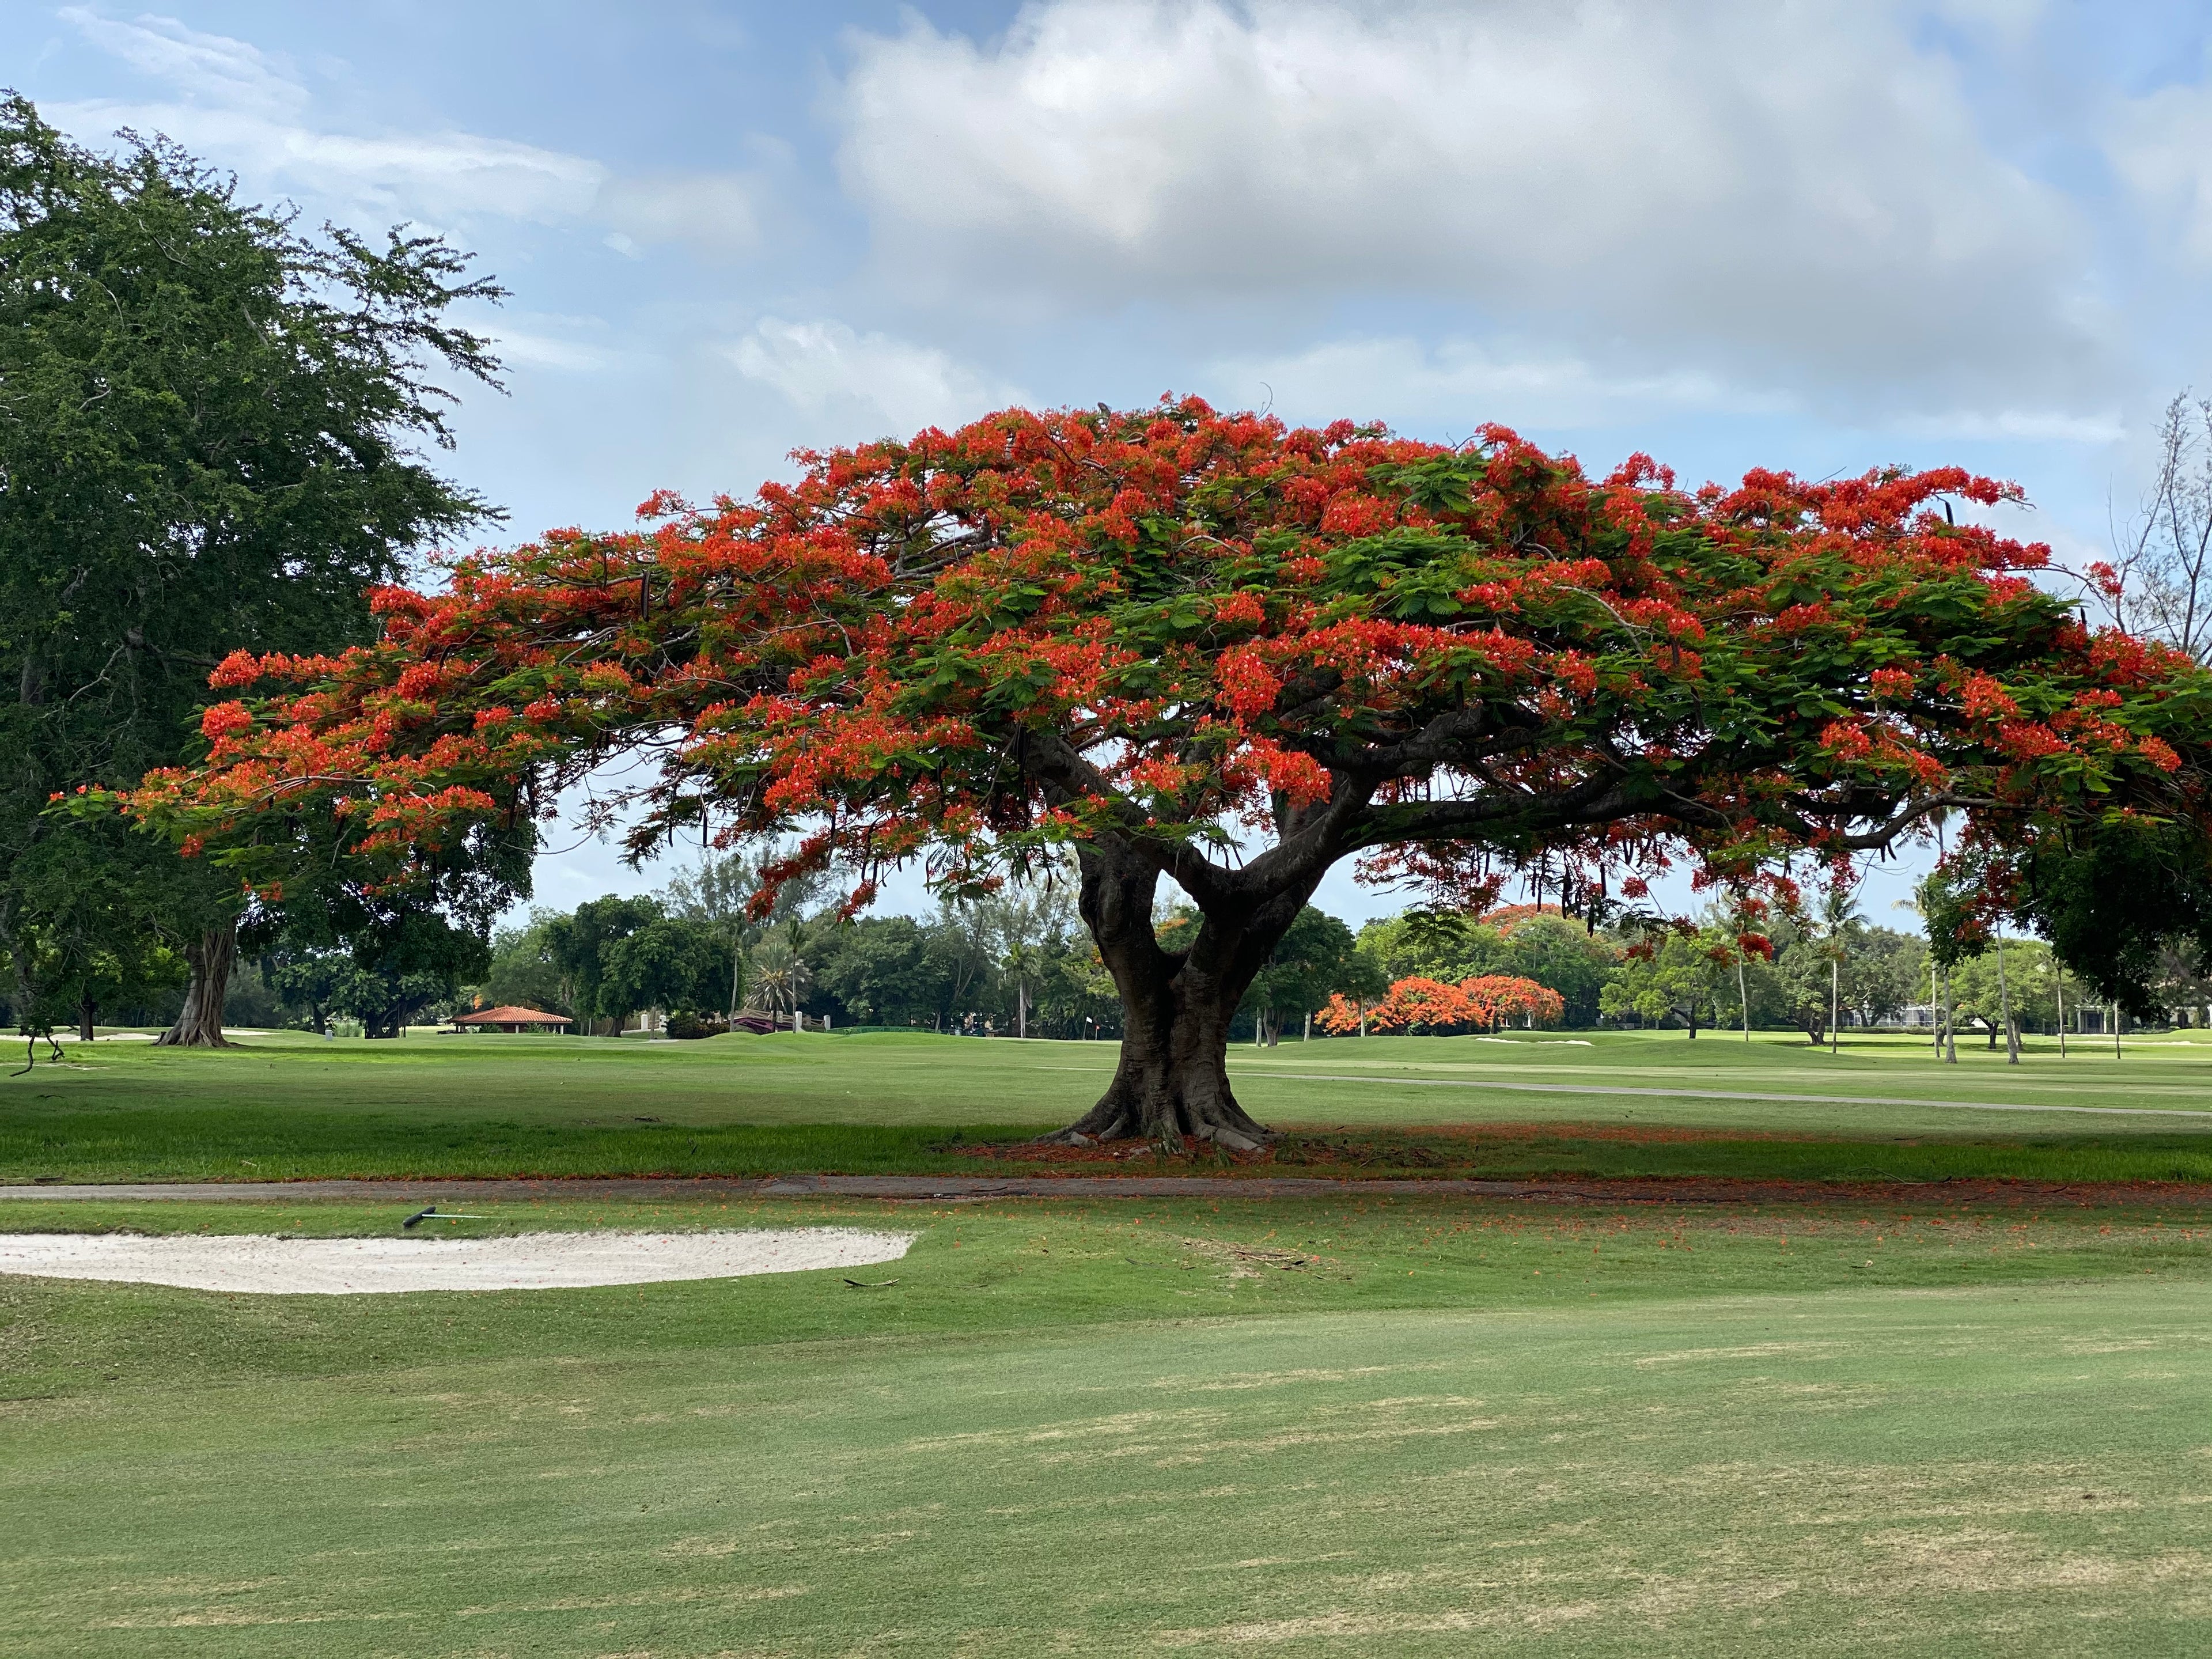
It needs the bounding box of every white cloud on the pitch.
[50,9,757,242]
[1206,334,1791,431]
[53,10,607,224]
[54,6,778,249]
[2107,70,2212,267]
[597,172,767,258]
[488,316,620,374]
[54,99,609,222]
[836,0,2107,408]
[729,319,1025,439]
[1888,407,2125,444]
[58,6,305,117]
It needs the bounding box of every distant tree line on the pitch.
[421,851,1380,1043]
[467,853,1130,1039]
[26,827,2212,1048]
[207,854,2212,1046]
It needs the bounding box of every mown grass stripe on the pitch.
[1239,1070,2212,1118]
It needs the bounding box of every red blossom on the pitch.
[1213,590,1266,628]
[1960,673,2020,721]
[2139,734,2184,772]
[210,650,265,689]
[1819,721,1874,760]
[1868,666,1916,700]
[200,702,254,743]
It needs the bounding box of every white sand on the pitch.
[0,1229,912,1295]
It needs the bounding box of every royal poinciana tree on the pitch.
[119,401,2212,1142]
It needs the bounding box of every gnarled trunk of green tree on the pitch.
[156,924,235,1048]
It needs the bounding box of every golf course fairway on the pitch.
[6,1191,2212,1655]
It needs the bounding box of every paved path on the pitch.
[5,1174,2211,1207]
[1245,1071,2212,1119]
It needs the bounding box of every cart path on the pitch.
[1232,1070,2212,1118]
[6,1173,2212,1207]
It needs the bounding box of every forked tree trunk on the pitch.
[1064,979,1264,1146]
[1048,844,1314,1150]
[157,925,236,1048]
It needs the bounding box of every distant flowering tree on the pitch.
[115,400,2212,1144]
[1317,973,1563,1035]
[1459,974,1569,1031]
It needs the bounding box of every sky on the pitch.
[15,0,2212,933]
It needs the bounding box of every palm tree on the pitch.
[1905,876,1961,1065]
[665,846,828,1029]
[1818,882,1864,1056]
[747,938,812,1032]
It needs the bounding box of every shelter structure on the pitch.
[450,1005,571,1034]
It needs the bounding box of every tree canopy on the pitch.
[122,399,2212,1140]
[0,93,503,1044]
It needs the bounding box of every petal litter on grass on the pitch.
[0,1228,912,1294]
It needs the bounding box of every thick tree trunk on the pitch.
[78,997,96,1043]
[157,925,236,1048]
[1060,978,1268,1147]
[1047,843,1313,1150]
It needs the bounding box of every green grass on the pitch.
[13,1035,2212,1651]
[10,1027,2212,1185]
[8,1193,2212,1653]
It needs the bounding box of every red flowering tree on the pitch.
[1317,973,1563,1035]
[1460,974,1567,1031]
[119,400,2212,1146]
[1355,976,1471,1034]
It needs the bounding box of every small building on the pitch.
[450,1005,573,1035]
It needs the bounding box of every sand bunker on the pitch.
[0,1228,912,1295]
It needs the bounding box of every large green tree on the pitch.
[1599,927,1731,1036]
[1239,906,1377,1043]
[0,94,503,1045]
[599,917,734,1027]
[541,896,665,1035]
[472,912,581,1020]
[660,846,826,1023]
[816,915,948,1028]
